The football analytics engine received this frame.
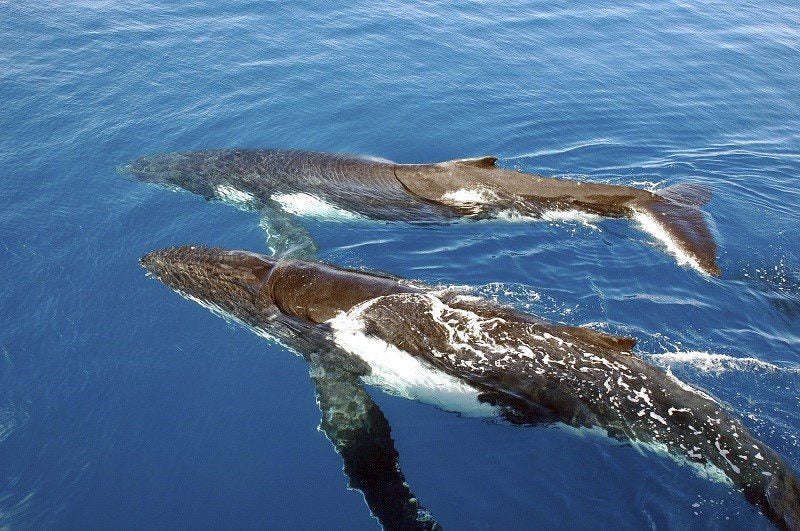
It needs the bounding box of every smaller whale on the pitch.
[141,246,797,529]
[125,149,722,275]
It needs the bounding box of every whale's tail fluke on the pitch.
[634,183,721,276]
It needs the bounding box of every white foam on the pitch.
[328,300,499,418]
[655,351,798,374]
[541,209,602,227]
[215,184,257,206]
[490,208,601,228]
[489,209,534,222]
[633,210,706,275]
[629,439,732,485]
[561,422,731,485]
[271,193,363,220]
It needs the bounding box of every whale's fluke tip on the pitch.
[638,183,721,276]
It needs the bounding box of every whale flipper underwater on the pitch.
[307,348,440,529]
[125,149,721,275]
[147,252,438,529]
[258,201,319,257]
[141,246,797,529]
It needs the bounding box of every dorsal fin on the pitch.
[443,156,498,169]
[557,325,638,352]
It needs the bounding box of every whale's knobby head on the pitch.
[141,246,279,323]
[123,150,249,201]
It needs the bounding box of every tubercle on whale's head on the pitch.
[141,246,279,324]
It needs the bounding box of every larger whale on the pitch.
[126,149,721,275]
[141,246,796,529]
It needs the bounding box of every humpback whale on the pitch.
[140,246,797,529]
[126,149,721,275]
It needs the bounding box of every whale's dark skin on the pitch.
[142,247,439,529]
[127,149,721,275]
[141,246,797,529]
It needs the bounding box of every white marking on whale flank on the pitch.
[271,193,363,220]
[540,209,602,227]
[328,299,499,418]
[215,184,257,206]
[441,189,601,227]
[441,188,498,205]
[492,208,602,227]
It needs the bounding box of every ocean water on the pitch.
[1,1,799,528]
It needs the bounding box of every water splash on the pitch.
[652,351,800,375]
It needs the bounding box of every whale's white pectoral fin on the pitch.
[307,349,441,530]
[259,201,320,258]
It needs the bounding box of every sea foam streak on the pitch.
[540,209,602,227]
[654,351,799,374]
[492,208,602,228]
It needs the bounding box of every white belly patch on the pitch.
[327,302,499,418]
[215,184,257,206]
[271,193,362,220]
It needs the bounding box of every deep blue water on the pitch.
[2,1,799,528]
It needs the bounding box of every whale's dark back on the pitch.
[141,245,798,529]
[261,150,459,220]
[129,149,459,221]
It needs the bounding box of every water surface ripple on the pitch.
[1,1,799,528]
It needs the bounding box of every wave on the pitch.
[652,351,800,375]
[508,138,628,159]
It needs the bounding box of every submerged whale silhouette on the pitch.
[126,149,721,275]
[141,246,796,529]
